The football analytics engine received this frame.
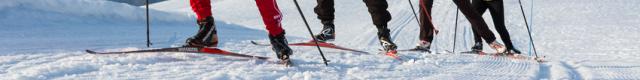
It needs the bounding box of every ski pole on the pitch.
[292,0,330,66]
[452,9,459,53]
[407,0,420,24]
[518,0,538,57]
[146,0,152,47]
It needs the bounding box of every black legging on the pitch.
[471,0,516,49]
[452,0,497,44]
[418,0,436,42]
[314,0,392,29]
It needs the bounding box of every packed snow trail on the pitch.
[1,0,640,79]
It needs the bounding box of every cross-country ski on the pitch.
[460,51,546,63]
[86,47,270,60]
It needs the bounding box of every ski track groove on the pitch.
[581,61,640,79]
[389,9,414,43]
[560,61,583,80]
[535,62,550,80]
[2,53,100,79]
[471,54,532,79]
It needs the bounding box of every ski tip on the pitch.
[250,41,269,46]
[85,50,98,54]
[250,41,258,44]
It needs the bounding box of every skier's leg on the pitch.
[452,0,506,53]
[363,0,396,51]
[186,0,218,47]
[255,0,292,61]
[416,0,435,50]
[190,0,211,21]
[363,0,392,27]
[313,0,335,42]
[452,0,495,43]
[418,0,434,42]
[472,0,488,15]
[470,0,488,51]
[314,0,335,24]
[255,0,285,37]
[489,0,520,53]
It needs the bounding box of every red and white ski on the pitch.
[86,47,270,60]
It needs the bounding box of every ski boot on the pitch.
[377,27,398,58]
[185,16,218,47]
[489,41,507,54]
[413,40,431,53]
[507,48,522,54]
[269,32,293,66]
[313,20,335,42]
[460,42,484,54]
[471,42,482,52]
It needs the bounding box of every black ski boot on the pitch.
[269,32,293,66]
[313,20,335,42]
[185,16,218,47]
[377,25,397,52]
[471,42,482,52]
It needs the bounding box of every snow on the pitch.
[1,0,640,79]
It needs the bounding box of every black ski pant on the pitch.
[419,0,435,43]
[314,0,392,33]
[452,0,497,44]
[471,0,516,49]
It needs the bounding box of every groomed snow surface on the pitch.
[1,0,640,79]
